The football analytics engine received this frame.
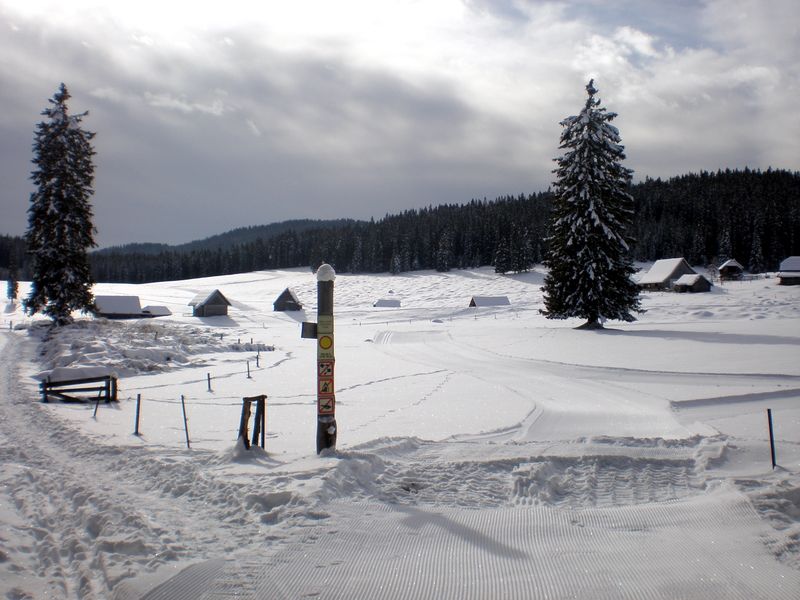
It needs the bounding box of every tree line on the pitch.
[2,167,798,285]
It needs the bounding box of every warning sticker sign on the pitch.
[318,378,334,394]
[319,335,333,350]
[318,360,334,377]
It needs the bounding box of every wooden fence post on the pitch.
[134,394,142,436]
[181,395,191,449]
[767,408,776,469]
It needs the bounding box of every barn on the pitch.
[778,256,800,285]
[142,305,172,317]
[274,288,303,312]
[373,298,401,308]
[189,290,231,317]
[94,295,144,319]
[718,259,744,281]
[637,258,696,290]
[673,274,712,293]
[469,296,511,307]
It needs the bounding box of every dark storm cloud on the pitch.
[1,1,798,245]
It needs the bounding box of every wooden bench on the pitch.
[40,372,118,403]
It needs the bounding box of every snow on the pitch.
[1,266,799,599]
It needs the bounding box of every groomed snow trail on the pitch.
[2,287,799,600]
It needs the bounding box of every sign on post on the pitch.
[302,263,338,454]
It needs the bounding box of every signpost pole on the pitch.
[315,264,337,453]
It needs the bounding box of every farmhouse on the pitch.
[469,296,510,307]
[94,295,144,319]
[718,259,744,281]
[673,274,712,293]
[274,288,303,312]
[637,258,696,290]
[373,298,401,308]
[189,290,231,317]
[777,256,800,285]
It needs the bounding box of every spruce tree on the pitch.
[541,80,641,328]
[24,84,97,325]
[6,254,19,303]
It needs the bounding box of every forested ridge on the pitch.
[2,168,798,283]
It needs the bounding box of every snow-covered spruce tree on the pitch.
[24,83,97,325]
[541,79,641,329]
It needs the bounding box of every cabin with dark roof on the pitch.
[189,290,231,317]
[273,288,303,312]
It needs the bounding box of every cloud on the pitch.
[0,0,797,245]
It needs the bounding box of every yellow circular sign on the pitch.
[319,335,333,350]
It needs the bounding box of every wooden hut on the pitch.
[778,256,800,285]
[189,290,231,317]
[637,258,696,290]
[94,295,144,319]
[373,298,401,307]
[673,274,712,293]
[469,296,510,307]
[273,288,303,311]
[718,259,744,281]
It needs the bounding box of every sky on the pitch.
[1,0,798,247]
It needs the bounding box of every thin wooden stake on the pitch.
[207,373,212,392]
[181,395,191,449]
[767,408,776,469]
[134,393,142,436]
[247,361,252,379]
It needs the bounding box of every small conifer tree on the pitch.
[541,80,641,328]
[24,84,97,325]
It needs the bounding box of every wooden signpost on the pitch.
[302,263,338,454]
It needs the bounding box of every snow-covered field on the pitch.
[1,266,799,599]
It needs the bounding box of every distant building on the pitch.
[718,259,744,281]
[273,288,303,312]
[469,296,510,307]
[94,295,144,319]
[373,298,401,308]
[142,305,172,317]
[189,290,231,317]
[673,274,712,293]
[637,258,696,290]
[777,256,800,285]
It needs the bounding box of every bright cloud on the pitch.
[0,0,797,245]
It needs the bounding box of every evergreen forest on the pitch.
[1,168,798,284]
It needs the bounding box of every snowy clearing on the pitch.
[1,266,799,599]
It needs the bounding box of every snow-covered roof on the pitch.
[674,274,705,286]
[719,259,744,270]
[779,256,800,272]
[189,290,231,307]
[637,258,694,284]
[470,296,511,307]
[142,305,172,316]
[373,298,401,307]
[94,295,142,315]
